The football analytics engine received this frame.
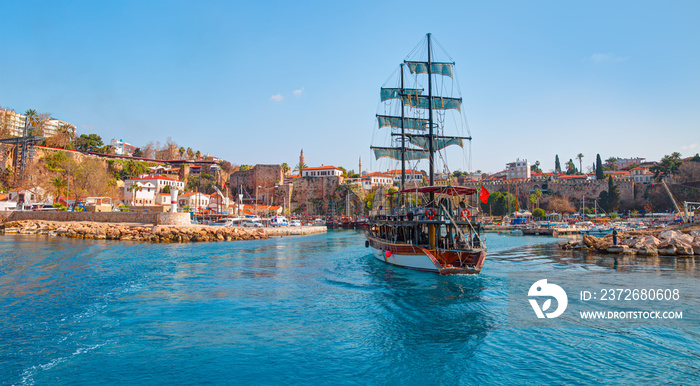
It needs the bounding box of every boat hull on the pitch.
[366,234,486,274]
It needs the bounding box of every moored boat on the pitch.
[364,34,486,274]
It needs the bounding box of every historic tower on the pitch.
[299,149,305,175]
[359,156,362,176]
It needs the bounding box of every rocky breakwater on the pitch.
[562,226,700,257]
[1,220,267,243]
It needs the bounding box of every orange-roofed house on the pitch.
[177,192,210,211]
[603,170,632,179]
[301,165,344,177]
[630,167,654,183]
[360,172,393,190]
[386,169,424,184]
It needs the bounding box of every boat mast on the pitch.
[427,33,434,204]
[400,63,406,194]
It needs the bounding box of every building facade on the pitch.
[110,139,139,156]
[360,172,393,190]
[630,167,654,183]
[178,192,210,210]
[617,157,646,170]
[0,108,75,138]
[506,159,531,180]
[301,165,344,177]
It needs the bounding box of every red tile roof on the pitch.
[302,165,342,171]
[386,169,422,175]
[364,172,392,178]
[126,176,182,182]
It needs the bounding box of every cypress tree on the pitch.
[607,176,620,212]
[596,154,604,180]
[555,155,561,173]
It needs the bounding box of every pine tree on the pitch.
[555,155,561,173]
[596,154,604,180]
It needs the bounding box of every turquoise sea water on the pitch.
[1,231,699,385]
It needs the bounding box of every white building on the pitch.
[178,192,210,210]
[0,108,75,138]
[124,175,185,193]
[387,169,424,184]
[124,176,185,205]
[630,167,654,183]
[110,139,139,156]
[301,165,344,177]
[124,181,157,206]
[506,159,531,180]
[360,172,394,190]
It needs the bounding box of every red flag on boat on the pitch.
[480,184,490,204]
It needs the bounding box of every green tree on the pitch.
[650,152,683,181]
[128,183,143,206]
[479,191,519,216]
[600,175,620,212]
[75,134,104,152]
[24,109,38,135]
[281,162,290,175]
[530,161,542,173]
[595,154,604,180]
[239,164,251,171]
[48,176,68,198]
[604,156,619,171]
[528,189,543,211]
[132,148,144,157]
[555,155,561,173]
[179,147,186,159]
[565,159,577,175]
[691,153,700,162]
[533,208,545,218]
[293,161,308,175]
[576,153,584,174]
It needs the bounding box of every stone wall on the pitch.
[290,176,346,215]
[230,165,284,201]
[463,178,639,206]
[2,211,191,225]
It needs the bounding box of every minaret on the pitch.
[359,156,362,175]
[299,149,305,176]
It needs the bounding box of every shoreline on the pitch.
[0,220,327,243]
[560,224,700,257]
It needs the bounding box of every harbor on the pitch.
[2,230,699,384]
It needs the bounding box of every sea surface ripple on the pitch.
[1,231,699,385]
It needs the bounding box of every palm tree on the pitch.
[293,162,307,175]
[186,147,194,159]
[576,153,584,175]
[24,109,38,136]
[281,162,290,175]
[179,147,186,159]
[49,176,68,199]
[128,183,143,206]
[195,150,201,159]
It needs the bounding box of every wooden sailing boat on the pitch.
[365,33,486,274]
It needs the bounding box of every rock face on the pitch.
[2,220,268,243]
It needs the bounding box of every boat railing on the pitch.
[370,206,476,223]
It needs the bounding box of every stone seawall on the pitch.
[1,219,328,243]
[2,220,266,242]
[2,211,191,225]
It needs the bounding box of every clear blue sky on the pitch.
[2,0,699,174]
